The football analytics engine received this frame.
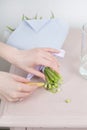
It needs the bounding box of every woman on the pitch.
[0,42,59,102]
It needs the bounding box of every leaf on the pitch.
[40,16,43,19]
[50,11,55,19]
[22,14,25,21]
[7,26,15,32]
[24,15,31,20]
[34,14,38,19]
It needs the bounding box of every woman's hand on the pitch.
[0,71,38,102]
[0,43,59,79]
[13,48,59,79]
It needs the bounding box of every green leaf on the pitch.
[34,14,38,19]
[50,11,55,19]
[40,16,43,19]
[22,14,25,21]
[7,26,15,32]
[24,15,31,20]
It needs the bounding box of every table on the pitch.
[0,28,87,130]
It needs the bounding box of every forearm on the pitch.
[0,42,18,64]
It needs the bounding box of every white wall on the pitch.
[0,0,87,41]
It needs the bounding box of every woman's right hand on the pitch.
[0,71,38,102]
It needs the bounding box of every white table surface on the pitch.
[0,28,87,128]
